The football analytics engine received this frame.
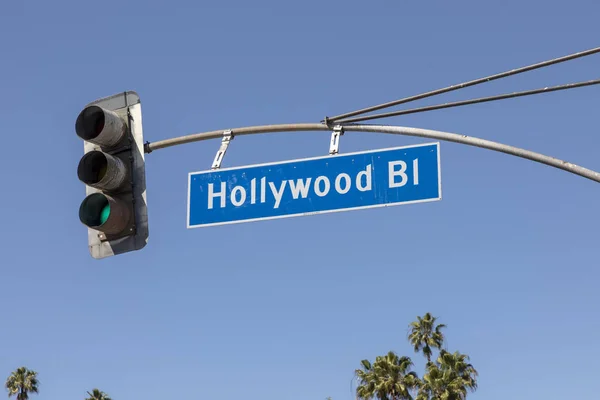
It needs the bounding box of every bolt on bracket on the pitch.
[211,130,233,169]
[329,125,344,155]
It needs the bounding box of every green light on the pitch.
[100,203,110,224]
[79,193,111,228]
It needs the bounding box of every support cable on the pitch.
[325,46,600,123]
[335,78,600,124]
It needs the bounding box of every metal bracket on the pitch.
[329,125,344,155]
[211,130,233,169]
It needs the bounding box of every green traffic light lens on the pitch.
[79,193,111,228]
[100,203,110,225]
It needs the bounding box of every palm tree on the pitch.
[5,367,39,400]
[408,313,446,363]
[356,351,419,400]
[85,388,112,400]
[438,350,478,393]
[416,350,478,400]
[356,359,378,399]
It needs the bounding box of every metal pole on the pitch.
[145,123,600,184]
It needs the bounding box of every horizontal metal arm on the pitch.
[145,123,600,184]
[146,123,325,151]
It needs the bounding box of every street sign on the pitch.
[187,142,441,228]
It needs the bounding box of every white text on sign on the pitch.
[207,159,420,210]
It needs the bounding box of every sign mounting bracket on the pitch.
[329,125,344,155]
[211,130,233,169]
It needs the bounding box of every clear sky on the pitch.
[1,1,599,399]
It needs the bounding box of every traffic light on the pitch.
[75,91,149,259]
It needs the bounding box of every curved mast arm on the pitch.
[145,123,600,184]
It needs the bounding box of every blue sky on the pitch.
[1,0,599,399]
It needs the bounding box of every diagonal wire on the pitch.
[334,78,600,124]
[324,46,600,123]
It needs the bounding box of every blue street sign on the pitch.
[187,142,441,228]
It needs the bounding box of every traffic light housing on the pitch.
[75,91,149,259]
